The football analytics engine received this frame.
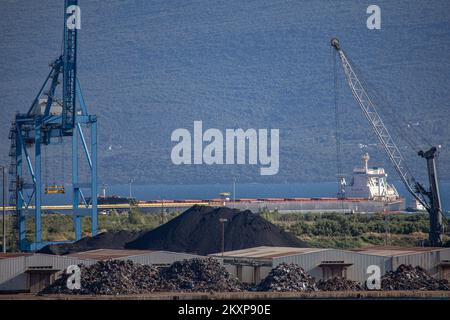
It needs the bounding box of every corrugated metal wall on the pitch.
[393,251,442,278]
[121,251,204,266]
[0,254,96,292]
[223,264,272,284]
[3,248,450,291]
[274,249,450,283]
[273,249,391,283]
[26,254,97,269]
[439,248,450,261]
[221,249,450,284]
[0,256,27,291]
[1,252,209,292]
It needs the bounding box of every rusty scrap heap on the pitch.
[381,264,450,291]
[160,258,244,292]
[317,277,363,291]
[41,258,244,295]
[256,263,317,292]
[41,260,450,295]
[41,260,160,295]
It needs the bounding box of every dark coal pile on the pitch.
[381,264,450,291]
[38,230,144,255]
[256,263,317,292]
[41,260,160,295]
[159,258,245,292]
[126,205,308,255]
[317,277,363,291]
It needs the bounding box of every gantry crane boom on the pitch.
[62,0,78,132]
[9,0,98,251]
[331,38,444,246]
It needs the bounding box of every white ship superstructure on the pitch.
[345,153,399,200]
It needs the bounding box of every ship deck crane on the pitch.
[8,0,97,251]
[331,38,444,247]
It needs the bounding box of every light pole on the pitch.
[232,177,236,208]
[219,218,228,256]
[101,183,107,198]
[2,166,6,253]
[129,179,133,199]
[161,197,165,225]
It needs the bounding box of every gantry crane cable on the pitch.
[333,51,342,176]
[337,51,420,154]
[346,62,446,227]
[334,44,420,199]
[331,38,448,246]
[60,138,65,188]
[333,49,345,201]
[344,54,433,152]
[44,144,49,187]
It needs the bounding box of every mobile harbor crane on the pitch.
[331,38,445,247]
[8,0,97,251]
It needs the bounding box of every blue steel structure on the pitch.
[8,0,97,251]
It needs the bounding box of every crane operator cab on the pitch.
[45,185,65,194]
[29,98,63,116]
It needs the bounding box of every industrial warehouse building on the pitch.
[2,246,450,293]
[209,246,450,284]
[0,249,202,293]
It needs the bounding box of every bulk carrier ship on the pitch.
[223,153,405,213]
[227,153,405,213]
[90,153,405,214]
[128,153,405,214]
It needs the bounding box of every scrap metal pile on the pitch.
[317,277,363,291]
[256,263,317,292]
[41,260,450,295]
[381,264,450,291]
[41,258,245,295]
[160,258,244,292]
[41,260,160,295]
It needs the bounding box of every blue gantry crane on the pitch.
[8,0,97,251]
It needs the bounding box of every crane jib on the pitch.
[330,38,445,246]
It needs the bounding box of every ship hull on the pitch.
[134,197,406,214]
[231,198,405,213]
